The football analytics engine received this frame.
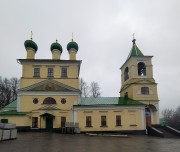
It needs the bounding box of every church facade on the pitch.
[0,36,159,133]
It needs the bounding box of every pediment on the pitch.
[19,79,80,92]
[31,82,70,91]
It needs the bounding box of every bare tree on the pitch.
[162,108,174,123]
[0,77,19,109]
[90,81,101,98]
[161,107,180,129]
[10,77,19,101]
[172,106,180,128]
[80,78,89,97]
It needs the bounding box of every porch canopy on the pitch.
[146,104,157,112]
[40,113,55,118]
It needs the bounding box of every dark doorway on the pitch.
[46,117,53,132]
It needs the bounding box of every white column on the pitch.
[141,107,146,130]
[17,95,20,112]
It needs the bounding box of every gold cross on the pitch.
[30,31,33,40]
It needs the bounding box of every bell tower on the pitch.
[120,37,159,124]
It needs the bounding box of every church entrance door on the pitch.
[40,113,55,132]
[145,108,151,127]
[46,117,53,132]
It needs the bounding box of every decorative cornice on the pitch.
[73,105,145,110]
[17,59,82,65]
[18,79,80,93]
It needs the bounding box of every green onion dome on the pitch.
[24,39,38,52]
[67,40,79,51]
[50,41,63,52]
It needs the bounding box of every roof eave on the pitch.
[120,56,154,69]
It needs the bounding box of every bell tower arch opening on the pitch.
[138,62,146,76]
[124,67,129,81]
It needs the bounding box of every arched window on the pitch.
[124,67,129,81]
[43,97,56,104]
[138,62,146,76]
[141,87,149,95]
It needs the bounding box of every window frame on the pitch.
[61,67,67,78]
[61,117,66,127]
[1,119,8,123]
[61,98,66,104]
[101,116,107,127]
[32,117,38,128]
[43,97,56,104]
[116,115,122,126]
[33,98,39,104]
[34,68,40,77]
[141,87,149,95]
[48,68,54,77]
[86,116,92,127]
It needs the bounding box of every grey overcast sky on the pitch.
[0,0,180,112]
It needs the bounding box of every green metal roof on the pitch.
[67,39,79,51]
[24,39,38,52]
[2,100,17,111]
[0,100,25,116]
[0,110,26,116]
[80,97,119,105]
[77,97,144,106]
[127,39,144,59]
[118,97,144,105]
[50,41,63,52]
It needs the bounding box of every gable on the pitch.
[18,79,80,92]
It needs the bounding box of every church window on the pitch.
[124,67,129,81]
[101,116,107,127]
[48,68,54,77]
[116,115,121,126]
[138,62,146,76]
[86,116,92,127]
[43,97,56,104]
[61,98,66,104]
[61,117,66,127]
[33,98,39,104]
[61,67,67,77]
[141,87,149,94]
[1,119,8,123]
[34,68,40,77]
[32,117,38,128]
